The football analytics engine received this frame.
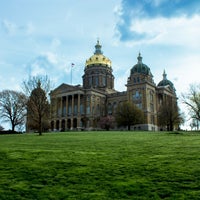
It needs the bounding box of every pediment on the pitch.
[51,83,83,95]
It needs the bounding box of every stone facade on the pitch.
[50,40,177,131]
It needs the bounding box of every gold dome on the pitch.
[85,40,112,68]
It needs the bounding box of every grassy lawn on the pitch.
[0,131,200,199]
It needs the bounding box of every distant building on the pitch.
[49,40,177,131]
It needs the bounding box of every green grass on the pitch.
[0,131,200,199]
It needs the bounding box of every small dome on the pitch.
[158,70,175,91]
[131,53,152,76]
[85,40,112,68]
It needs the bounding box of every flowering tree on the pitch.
[99,115,115,131]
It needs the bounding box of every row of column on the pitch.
[51,93,83,130]
[57,93,82,117]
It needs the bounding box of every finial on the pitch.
[163,70,167,80]
[137,52,142,63]
[94,38,103,55]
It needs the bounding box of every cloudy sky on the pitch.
[1,0,200,128]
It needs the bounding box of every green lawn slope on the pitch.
[0,131,200,199]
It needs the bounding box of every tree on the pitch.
[115,102,144,131]
[190,118,199,130]
[0,125,4,131]
[23,76,50,135]
[0,90,27,132]
[158,100,184,131]
[182,84,200,128]
[99,115,115,130]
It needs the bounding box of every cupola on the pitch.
[85,40,112,68]
[131,53,152,76]
[158,70,175,92]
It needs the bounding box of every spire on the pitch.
[137,52,143,64]
[94,39,103,55]
[163,70,167,80]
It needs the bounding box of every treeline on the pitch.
[1,75,200,133]
[0,130,22,134]
[0,75,50,135]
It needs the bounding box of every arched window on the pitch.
[56,120,59,130]
[133,90,141,100]
[95,77,99,86]
[87,106,90,114]
[102,76,106,86]
[80,104,84,114]
[96,104,100,115]
[108,103,112,115]
[113,102,117,114]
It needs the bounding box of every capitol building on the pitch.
[50,40,177,131]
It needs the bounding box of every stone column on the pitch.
[60,97,63,117]
[65,95,68,129]
[72,95,74,116]
[66,95,68,116]
[78,94,80,114]
[57,97,61,117]
[77,94,81,128]
[71,94,74,129]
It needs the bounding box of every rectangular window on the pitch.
[74,105,77,115]
[102,76,106,86]
[95,77,98,86]
[68,106,71,115]
[86,106,90,114]
[89,77,92,86]
[150,103,154,112]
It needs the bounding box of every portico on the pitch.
[50,85,86,131]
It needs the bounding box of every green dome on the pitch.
[158,70,175,91]
[131,53,152,76]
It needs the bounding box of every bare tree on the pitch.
[182,84,200,128]
[158,100,184,131]
[0,90,27,132]
[0,125,4,131]
[23,75,51,96]
[115,102,144,131]
[23,75,50,135]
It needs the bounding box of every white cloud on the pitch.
[42,52,58,65]
[2,19,17,35]
[26,22,35,35]
[1,19,35,36]
[51,38,61,49]
[30,63,46,76]
[168,55,200,96]
[128,15,200,47]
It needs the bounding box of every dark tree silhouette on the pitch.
[23,76,50,135]
[0,125,4,131]
[115,102,144,131]
[158,100,184,131]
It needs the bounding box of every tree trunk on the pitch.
[38,116,42,136]
[12,124,15,132]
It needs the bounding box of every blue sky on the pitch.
[1,0,200,129]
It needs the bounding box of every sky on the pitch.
[1,0,200,129]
